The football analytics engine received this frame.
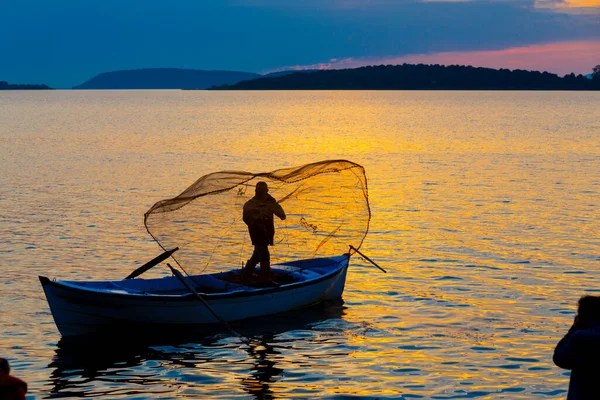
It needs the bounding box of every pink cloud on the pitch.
[280,40,600,76]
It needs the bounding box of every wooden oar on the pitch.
[167,263,244,339]
[349,245,386,273]
[125,247,179,279]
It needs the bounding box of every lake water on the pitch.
[1,90,599,399]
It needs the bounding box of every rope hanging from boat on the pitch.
[144,159,371,275]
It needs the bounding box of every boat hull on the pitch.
[40,256,350,337]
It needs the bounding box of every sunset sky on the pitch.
[1,0,599,88]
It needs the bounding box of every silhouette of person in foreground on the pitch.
[242,182,286,285]
[554,295,600,400]
[0,358,27,400]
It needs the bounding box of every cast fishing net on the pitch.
[144,159,370,275]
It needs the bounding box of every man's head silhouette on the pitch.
[577,295,600,328]
[256,182,269,199]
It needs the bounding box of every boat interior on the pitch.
[57,255,348,296]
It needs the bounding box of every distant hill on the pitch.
[0,81,53,90]
[73,68,321,90]
[261,69,319,79]
[73,68,261,89]
[211,64,600,91]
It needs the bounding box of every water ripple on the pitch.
[1,91,599,398]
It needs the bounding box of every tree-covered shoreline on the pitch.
[211,64,600,91]
[0,81,53,90]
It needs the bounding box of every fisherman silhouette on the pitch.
[0,358,27,400]
[242,182,286,284]
[554,295,600,400]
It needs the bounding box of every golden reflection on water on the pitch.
[0,90,599,398]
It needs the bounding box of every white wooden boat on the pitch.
[39,254,351,337]
[39,160,378,338]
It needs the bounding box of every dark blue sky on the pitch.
[1,0,598,88]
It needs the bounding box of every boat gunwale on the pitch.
[39,254,351,301]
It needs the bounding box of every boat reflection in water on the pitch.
[45,300,348,399]
[241,337,283,399]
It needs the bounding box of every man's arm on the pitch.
[272,202,286,220]
[553,323,580,370]
[243,201,260,225]
[265,195,286,220]
[242,203,251,225]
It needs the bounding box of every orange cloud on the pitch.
[558,0,600,6]
[536,0,600,12]
[284,40,600,76]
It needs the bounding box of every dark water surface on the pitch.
[1,90,599,398]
